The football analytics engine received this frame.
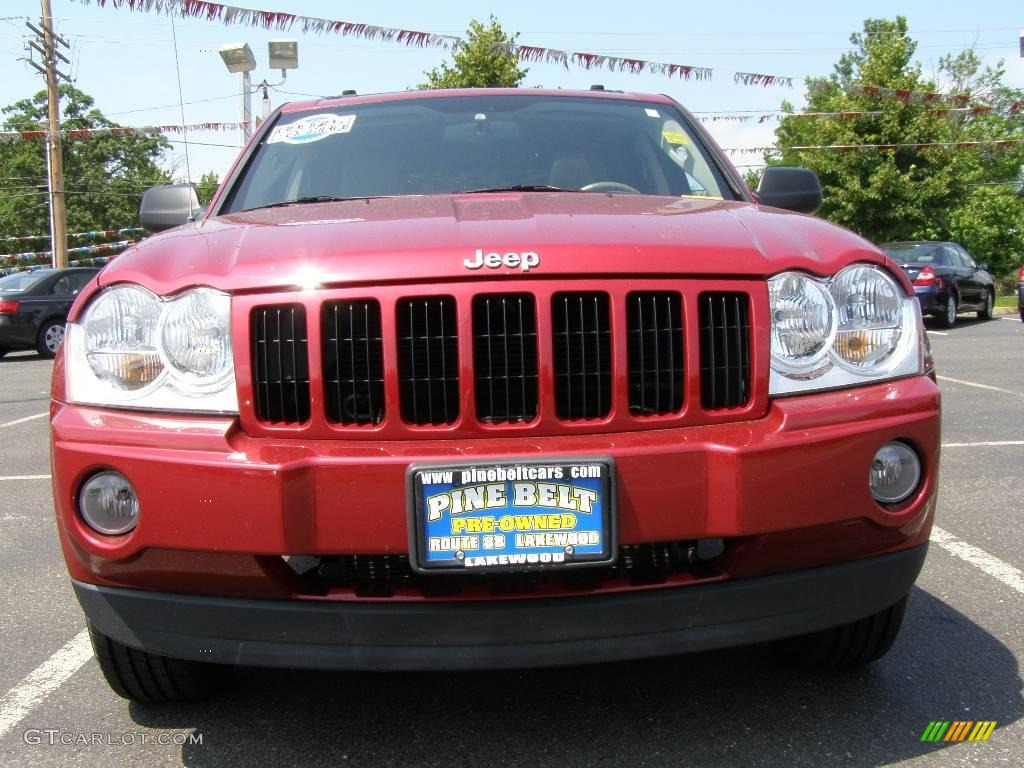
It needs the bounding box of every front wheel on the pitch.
[88,623,231,703]
[977,289,994,321]
[938,294,957,329]
[785,597,907,668]
[36,319,65,359]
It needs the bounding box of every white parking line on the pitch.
[936,375,1024,398]
[942,441,1024,448]
[931,526,1024,595]
[0,475,51,481]
[0,630,92,739]
[927,331,949,336]
[0,412,47,429]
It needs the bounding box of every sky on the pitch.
[1,0,1022,187]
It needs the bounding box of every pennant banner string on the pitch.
[3,240,136,263]
[70,0,790,87]
[1,227,143,244]
[0,122,248,142]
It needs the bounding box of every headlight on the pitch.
[769,264,922,396]
[160,289,233,391]
[768,272,834,375]
[830,266,904,373]
[66,284,238,413]
[83,285,164,390]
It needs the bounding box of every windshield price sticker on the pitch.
[410,460,615,573]
[267,114,356,145]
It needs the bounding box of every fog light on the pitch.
[869,442,921,505]
[78,472,139,535]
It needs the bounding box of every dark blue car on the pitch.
[880,241,995,328]
[0,267,98,358]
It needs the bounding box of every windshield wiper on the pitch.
[245,195,380,211]
[458,185,578,194]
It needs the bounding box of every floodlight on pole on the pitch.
[219,40,298,143]
[268,40,298,72]
[219,43,256,142]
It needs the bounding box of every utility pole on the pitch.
[26,1,70,268]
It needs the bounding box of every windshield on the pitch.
[223,94,736,212]
[0,270,50,292]
[881,244,941,264]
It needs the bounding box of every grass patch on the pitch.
[995,295,1018,308]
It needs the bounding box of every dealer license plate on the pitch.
[408,458,616,573]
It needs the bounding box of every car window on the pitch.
[224,95,736,212]
[943,248,964,268]
[0,271,51,292]
[50,276,73,295]
[882,245,941,264]
[67,271,93,294]
[956,247,976,268]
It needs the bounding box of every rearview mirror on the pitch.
[139,184,200,233]
[756,167,823,214]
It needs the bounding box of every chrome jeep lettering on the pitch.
[463,249,540,272]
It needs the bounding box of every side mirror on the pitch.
[756,167,823,214]
[978,263,989,272]
[139,184,200,233]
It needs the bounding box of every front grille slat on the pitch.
[699,292,751,410]
[251,304,310,424]
[322,299,384,425]
[627,292,684,415]
[473,294,538,424]
[552,292,611,420]
[398,296,459,426]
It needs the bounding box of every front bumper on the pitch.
[51,375,940,597]
[74,543,927,670]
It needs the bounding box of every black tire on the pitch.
[36,319,65,359]
[88,622,229,703]
[977,289,994,321]
[938,294,957,329]
[785,597,907,669]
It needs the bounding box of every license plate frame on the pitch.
[407,457,617,574]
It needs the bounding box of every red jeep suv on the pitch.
[50,89,939,703]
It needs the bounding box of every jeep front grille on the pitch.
[251,304,310,424]
[243,280,761,436]
[552,292,611,420]
[473,294,538,424]
[322,299,385,425]
[397,296,459,426]
[627,291,684,415]
[699,292,751,410]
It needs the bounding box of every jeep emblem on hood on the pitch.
[464,249,540,272]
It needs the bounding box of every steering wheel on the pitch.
[580,181,641,194]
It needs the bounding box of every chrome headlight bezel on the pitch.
[65,283,238,414]
[769,264,924,396]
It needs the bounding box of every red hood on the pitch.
[96,193,888,296]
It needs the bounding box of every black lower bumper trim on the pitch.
[73,544,927,671]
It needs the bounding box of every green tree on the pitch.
[195,171,220,206]
[766,17,1024,275]
[419,16,528,89]
[0,85,171,241]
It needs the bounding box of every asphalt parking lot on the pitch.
[0,314,1021,768]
